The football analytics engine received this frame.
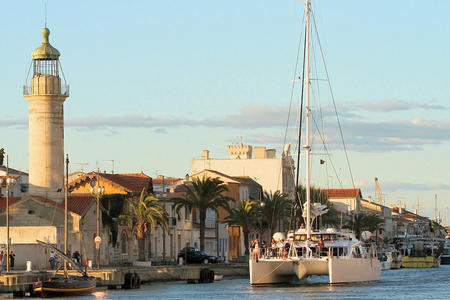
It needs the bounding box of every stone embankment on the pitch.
[0,263,249,295]
[136,263,249,282]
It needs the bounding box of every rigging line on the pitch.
[311,10,355,189]
[294,15,309,225]
[25,60,33,85]
[60,62,68,85]
[311,113,343,188]
[279,8,306,194]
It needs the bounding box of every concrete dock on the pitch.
[0,263,249,296]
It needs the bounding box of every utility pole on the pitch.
[104,160,114,174]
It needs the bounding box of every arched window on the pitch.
[121,231,127,254]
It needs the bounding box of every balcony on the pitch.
[23,84,70,96]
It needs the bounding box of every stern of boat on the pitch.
[328,258,381,284]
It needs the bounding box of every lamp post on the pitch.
[0,155,16,273]
[90,178,105,269]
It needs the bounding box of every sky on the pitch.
[1,0,449,222]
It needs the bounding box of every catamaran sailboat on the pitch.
[249,0,381,285]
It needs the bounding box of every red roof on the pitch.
[68,194,95,215]
[0,195,94,216]
[0,197,22,208]
[69,171,151,194]
[323,189,362,199]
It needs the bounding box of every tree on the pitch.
[296,185,340,229]
[344,212,383,240]
[225,200,260,255]
[0,148,4,166]
[260,191,291,239]
[121,188,168,261]
[172,176,233,251]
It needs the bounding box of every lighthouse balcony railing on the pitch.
[23,84,70,96]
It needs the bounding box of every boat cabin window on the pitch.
[295,235,307,241]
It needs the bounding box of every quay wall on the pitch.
[0,263,249,293]
[128,263,249,282]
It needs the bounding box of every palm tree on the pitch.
[172,176,233,251]
[225,200,260,255]
[260,191,291,239]
[344,212,383,240]
[296,185,340,229]
[121,188,169,261]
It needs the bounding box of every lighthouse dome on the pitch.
[31,28,60,60]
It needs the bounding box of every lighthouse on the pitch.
[23,28,69,203]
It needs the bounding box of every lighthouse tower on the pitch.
[23,28,69,203]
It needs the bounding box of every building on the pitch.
[322,188,362,215]
[152,175,182,198]
[165,169,262,261]
[0,166,29,198]
[69,171,152,264]
[0,27,85,269]
[360,197,393,238]
[0,194,97,268]
[191,144,294,197]
[23,27,69,203]
[390,205,433,237]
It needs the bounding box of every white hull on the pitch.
[250,257,381,285]
[380,258,393,270]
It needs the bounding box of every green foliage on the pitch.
[260,191,291,238]
[296,185,340,229]
[296,185,328,206]
[320,205,341,228]
[225,200,260,255]
[344,212,383,240]
[120,188,169,239]
[0,148,4,166]
[171,176,233,251]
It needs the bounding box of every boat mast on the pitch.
[304,0,311,240]
[64,154,69,277]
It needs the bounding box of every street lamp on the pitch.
[0,155,16,273]
[90,179,105,269]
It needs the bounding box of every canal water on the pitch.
[7,265,450,299]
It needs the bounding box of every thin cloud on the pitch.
[341,99,448,112]
[2,104,449,153]
[358,181,450,192]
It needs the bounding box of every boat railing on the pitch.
[252,244,349,260]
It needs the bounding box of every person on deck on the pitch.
[9,251,15,269]
[49,251,56,269]
[251,239,260,262]
[73,250,81,264]
[0,251,4,272]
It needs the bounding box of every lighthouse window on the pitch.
[33,59,59,77]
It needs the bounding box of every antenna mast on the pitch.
[44,1,47,27]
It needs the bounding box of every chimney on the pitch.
[368,196,372,203]
[202,150,210,160]
[254,146,266,159]
[265,149,276,159]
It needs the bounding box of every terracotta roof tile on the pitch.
[0,195,94,216]
[0,197,22,209]
[68,194,95,215]
[69,171,151,194]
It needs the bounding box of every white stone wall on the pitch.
[191,157,294,196]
